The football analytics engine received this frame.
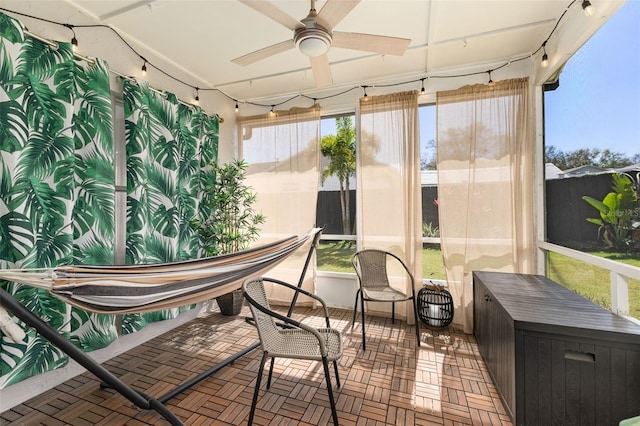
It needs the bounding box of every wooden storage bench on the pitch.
[473,271,640,426]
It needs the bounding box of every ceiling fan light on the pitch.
[294,28,332,57]
[298,37,330,56]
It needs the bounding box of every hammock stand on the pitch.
[0,228,323,425]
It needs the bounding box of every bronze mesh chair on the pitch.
[351,249,421,351]
[243,277,343,425]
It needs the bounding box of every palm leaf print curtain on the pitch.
[0,12,116,386]
[122,78,218,333]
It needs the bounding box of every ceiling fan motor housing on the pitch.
[294,17,332,57]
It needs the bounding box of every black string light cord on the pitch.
[1,0,583,114]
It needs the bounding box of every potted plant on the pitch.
[194,159,265,315]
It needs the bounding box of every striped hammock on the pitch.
[0,229,320,315]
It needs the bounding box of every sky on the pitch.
[322,1,640,160]
[544,0,640,158]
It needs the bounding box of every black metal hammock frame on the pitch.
[0,228,323,425]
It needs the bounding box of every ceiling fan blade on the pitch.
[238,0,303,31]
[316,0,361,30]
[232,40,295,66]
[332,31,411,56]
[310,54,333,87]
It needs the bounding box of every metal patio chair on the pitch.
[243,277,343,425]
[351,249,421,351]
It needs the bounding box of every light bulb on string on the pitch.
[541,42,549,68]
[487,70,494,86]
[64,24,78,52]
[235,102,239,113]
[582,0,594,16]
[194,88,199,104]
[141,61,147,76]
[420,78,426,94]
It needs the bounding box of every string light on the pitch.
[582,0,594,16]
[0,0,594,116]
[194,87,199,104]
[64,24,77,51]
[235,102,239,113]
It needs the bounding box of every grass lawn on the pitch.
[316,241,446,279]
[316,241,356,273]
[317,240,639,320]
[548,251,640,320]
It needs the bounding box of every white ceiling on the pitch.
[0,0,618,105]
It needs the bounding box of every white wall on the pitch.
[317,272,359,309]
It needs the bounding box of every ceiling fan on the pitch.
[232,0,411,87]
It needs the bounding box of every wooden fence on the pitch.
[315,173,628,244]
[315,187,438,235]
[545,173,615,244]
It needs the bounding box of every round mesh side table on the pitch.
[417,283,454,329]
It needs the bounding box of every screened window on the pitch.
[316,106,446,280]
[543,1,640,319]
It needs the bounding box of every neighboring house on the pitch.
[618,163,640,174]
[545,163,639,180]
[562,164,607,177]
[545,163,565,179]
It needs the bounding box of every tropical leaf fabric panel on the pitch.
[124,79,175,265]
[0,12,116,387]
[0,15,73,387]
[122,79,218,333]
[72,58,115,265]
[0,14,72,387]
[123,79,180,328]
[68,57,117,351]
[194,111,219,258]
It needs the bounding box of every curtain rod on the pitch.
[22,29,222,123]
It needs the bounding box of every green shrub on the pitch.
[583,173,640,251]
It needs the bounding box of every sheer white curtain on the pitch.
[357,91,422,323]
[237,106,321,303]
[436,78,535,333]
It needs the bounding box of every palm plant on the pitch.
[320,116,356,236]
